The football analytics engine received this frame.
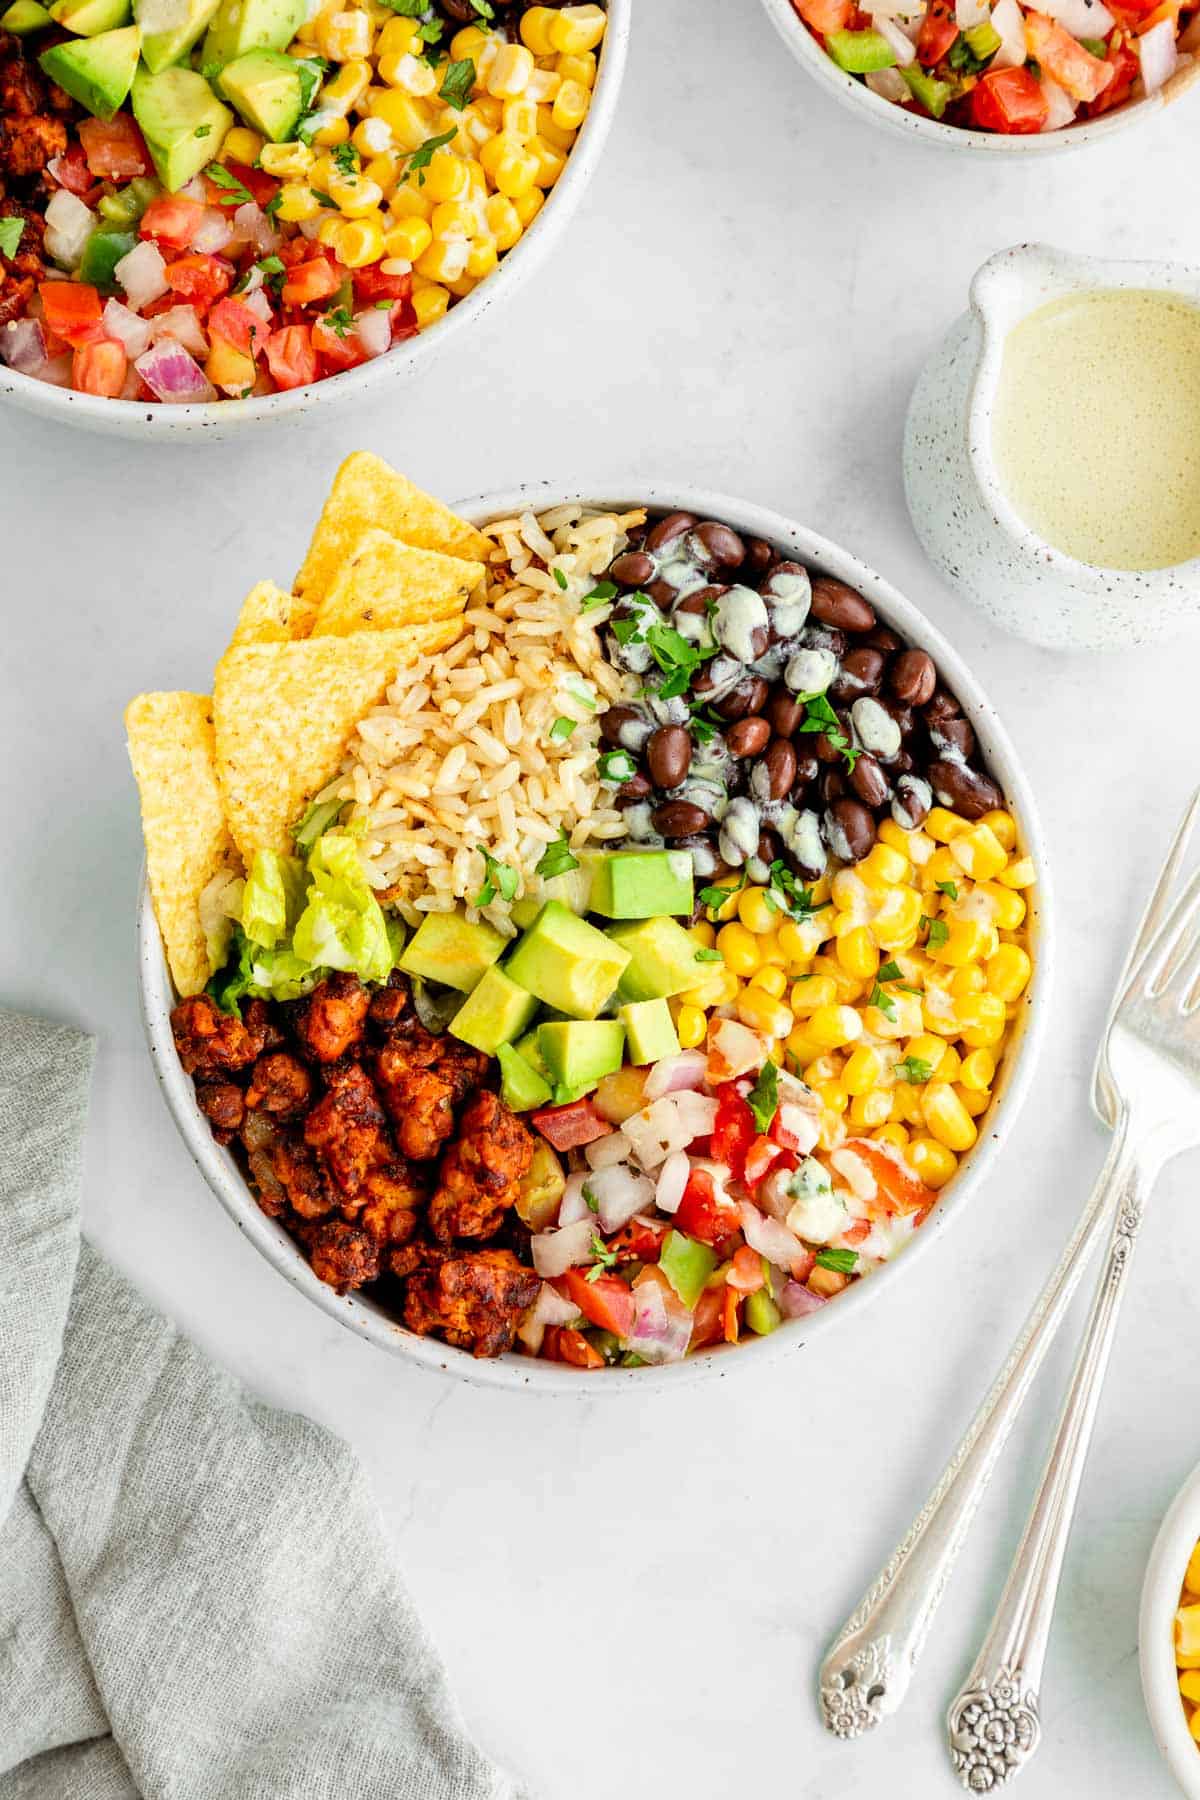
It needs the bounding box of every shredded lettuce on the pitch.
[198,869,245,978]
[241,849,307,949]
[293,794,345,852]
[292,831,392,983]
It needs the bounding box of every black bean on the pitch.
[676,583,726,615]
[830,647,885,704]
[893,774,931,829]
[880,696,915,739]
[863,627,902,655]
[645,511,697,553]
[890,648,937,706]
[793,748,819,785]
[757,827,782,865]
[765,686,804,736]
[850,753,889,809]
[715,675,768,720]
[761,737,797,800]
[744,538,776,576]
[820,769,846,805]
[692,521,746,567]
[726,716,771,758]
[801,623,847,661]
[646,725,692,789]
[934,716,976,760]
[924,689,962,728]
[609,551,654,587]
[616,774,652,802]
[827,798,877,862]
[645,579,675,606]
[653,801,709,838]
[810,577,876,633]
[601,704,642,746]
[928,760,1003,821]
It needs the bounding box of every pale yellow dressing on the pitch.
[991,288,1200,573]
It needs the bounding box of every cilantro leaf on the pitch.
[205,163,253,206]
[580,580,617,611]
[937,880,959,900]
[923,916,950,949]
[868,981,897,1021]
[472,847,519,907]
[400,127,459,185]
[693,947,723,963]
[746,1060,779,1135]
[896,1055,933,1084]
[548,716,577,742]
[194,124,212,139]
[587,1233,619,1279]
[699,872,746,912]
[768,860,819,923]
[439,55,475,109]
[877,959,903,982]
[815,1247,858,1273]
[0,216,24,260]
[535,832,580,881]
[322,305,354,339]
[471,0,494,15]
[798,693,859,773]
[583,1185,599,1213]
[311,189,338,208]
[332,141,360,174]
[552,566,568,591]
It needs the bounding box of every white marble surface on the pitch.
[3,2,1200,1794]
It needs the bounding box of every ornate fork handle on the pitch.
[819,1117,1138,1740]
[945,1124,1163,1789]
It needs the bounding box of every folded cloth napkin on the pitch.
[0,1007,531,1800]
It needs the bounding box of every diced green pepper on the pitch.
[77,226,137,292]
[745,1289,782,1337]
[825,26,897,71]
[588,1329,623,1366]
[965,19,1001,56]
[97,174,159,226]
[1079,34,1108,53]
[901,64,953,117]
[659,1231,717,1311]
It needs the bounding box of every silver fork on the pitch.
[818,792,1200,1745]
[946,839,1200,1786]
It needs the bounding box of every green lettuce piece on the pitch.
[241,849,307,950]
[245,945,320,1001]
[293,794,344,853]
[292,832,393,984]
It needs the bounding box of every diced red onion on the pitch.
[1040,72,1079,127]
[0,316,48,375]
[116,239,169,310]
[178,175,207,200]
[297,218,323,240]
[955,0,988,25]
[516,1279,580,1351]
[585,1129,631,1171]
[558,1172,593,1227]
[990,0,1027,66]
[871,17,917,62]
[354,306,393,359]
[655,1150,690,1215]
[189,206,235,254]
[44,190,94,268]
[149,304,208,358]
[233,201,280,256]
[134,338,215,404]
[866,65,911,100]
[706,1017,769,1083]
[37,352,73,387]
[626,1280,692,1365]
[1036,0,1115,32]
[780,1280,826,1320]
[1139,17,1179,91]
[738,1200,811,1277]
[622,1091,718,1170]
[531,1215,595,1278]
[644,1050,708,1101]
[588,1163,655,1234]
[242,287,273,326]
[101,298,152,358]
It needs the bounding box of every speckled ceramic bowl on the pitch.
[1141,1459,1200,1797]
[904,244,1200,651]
[138,481,1052,1392]
[758,0,1200,153]
[0,0,629,443]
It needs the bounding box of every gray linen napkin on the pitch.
[0,1006,531,1800]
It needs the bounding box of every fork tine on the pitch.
[1127,862,1200,1001]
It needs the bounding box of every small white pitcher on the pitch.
[903,243,1200,652]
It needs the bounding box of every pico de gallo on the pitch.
[790,0,1196,132]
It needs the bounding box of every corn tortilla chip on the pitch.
[229,580,317,649]
[294,453,492,604]
[125,691,240,999]
[213,618,463,862]
[311,531,483,637]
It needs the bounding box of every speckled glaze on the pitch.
[136,481,1052,1394]
[758,0,1200,153]
[0,0,629,443]
[903,244,1200,651]
[1140,1458,1200,1798]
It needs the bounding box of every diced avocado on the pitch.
[398,908,506,994]
[537,1019,626,1094]
[610,915,706,1003]
[217,46,317,140]
[40,23,140,120]
[131,63,231,186]
[450,965,539,1055]
[505,901,630,1021]
[1,0,51,31]
[515,1139,564,1229]
[510,858,595,929]
[514,1028,549,1080]
[619,998,680,1066]
[202,0,304,70]
[49,0,129,34]
[134,0,220,72]
[78,225,137,291]
[588,849,695,921]
[498,1043,553,1115]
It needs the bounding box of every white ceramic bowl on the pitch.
[1141,1460,1200,1796]
[0,2,629,442]
[138,481,1053,1392]
[758,0,1200,154]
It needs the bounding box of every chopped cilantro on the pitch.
[194,124,212,139]
[580,580,617,611]
[567,681,596,710]
[936,880,959,900]
[694,947,723,963]
[332,141,360,174]
[323,305,354,339]
[924,916,950,949]
[587,1233,619,1279]
[201,59,221,79]
[768,860,819,923]
[535,832,580,880]
[868,981,896,1021]
[205,163,253,206]
[611,616,643,647]
[548,716,577,742]
[375,297,394,308]
[264,191,284,219]
[471,0,494,15]
[472,847,518,907]
[380,0,426,11]
[896,1056,933,1084]
[552,566,568,591]
[311,189,338,208]
[747,1060,779,1134]
[798,693,860,774]
[439,55,475,109]
[699,872,747,912]
[815,1247,858,1273]
[877,959,903,983]
[400,127,459,185]
[0,217,24,260]
[643,619,715,701]
[583,1185,599,1213]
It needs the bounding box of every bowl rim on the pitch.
[137,478,1055,1393]
[1141,1457,1200,1797]
[757,0,1198,154]
[0,0,630,439]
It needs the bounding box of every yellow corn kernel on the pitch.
[414,235,470,282]
[390,181,434,220]
[385,49,440,94]
[451,21,490,59]
[785,1025,822,1068]
[830,867,866,914]
[842,1044,884,1097]
[867,990,924,1042]
[676,1004,706,1051]
[790,974,837,1015]
[732,887,771,935]
[513,186,544,225]
[804,1054,842,1087]
[836,925,879,981]
[704,879,743,923]
[316,7,372,60]
[922,1083,977,1152]
[736,989,794,1040]
[908,1135,958,1188]
[873,1121,909,1152]
[950,965,985,999]
[1181,1653,1200,1671]
[904,1033,946,1076]
[998,854,1036,890]
[1179,1606,1200,1657]
[678,975,724,1010]
[368,89,432,148]
[715,922,760,978]
[956,1083,991,1118]
[517,4,557,51]
[502,96,538,140]
[556,49,597,86]
[486,41,535,97]
[535,103,575,149]
[258,139,313,178]
[551,75,590,129]
[329,170,384,215]
[522,132,564,185]
[976,808,1015,850]
[548,2,607,52]
[860,841,909,890]
[1182,1671,1200,1703]
[936,1044,962,1082]
[1186,1544,1200,1596]
[314,215,344,251]
[951,823,1008,883]
[486,137,540,197]
[849,1089,892,1129]
[929,917,993,967]
[750,966,788,999]
[361,150,401,193]
[430,198,476,237]
[463,235,497,279]
[689,921,716,951]
[815,1079,849,1118]
[957,993,1007,1049]
[810,954,866,1004]
[378,15,420,58]
[312,112,351,145]
[926,806,968,843]
[890,1082,925,1123]
[274,181,321,222]
[1189,1705,1200,1741]
[411,281,450,326]
[877,819,913,855]
[484,191,522,249]
[223,125,264,165]
[336,213,386,266]
[872,886,923,950]
[326,58,374,114]
[987,943,1032,1003]
[808,1004,863,1051]
[959,1048,995,1092]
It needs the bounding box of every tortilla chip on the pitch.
[213,618,463,862]
[125,691,240,998]
[294,453,492,605]
[229,580,317,649]
[310,531,483,637]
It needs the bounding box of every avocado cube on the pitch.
[131,64,231,184]
[619,998,681,1066]
[505,901,630,1020]
[514,1028,549,1080]
[41,22,141,120]
[610,915,706,1003]
[449,966,538,1055]
[588,850,695,920]
[1,1,52,32]
[217,46,317,140]
[537,1020,626,1094]
[134,0,220,72]
[510,858,595,929]
[398,908,506,993]
[497,1043,552,1114]
[50,0,129,35]
[202,0,304,69]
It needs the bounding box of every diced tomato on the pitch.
[721,1286,741,1345]
[203,160,278,211]
[281,257,342,308]
[352,263,413,306]
[78,115,149,183]
[207,295,267,356]
[1023,13,1116,98]
[689,1284,726,1351]
[607,1217,666,1263]
[970,64,1051,129]
[789,0,854,31]
[742,1135,785,1189]
[164,253,233,309]
[673,1168,742,1254]
[50,143,95,197]
[311,314,365,372]
[563,1268,636,1340]
[1084,36,1140,111]
[263,323,317,390]
[39,281,102,348]
[841,1218,872,1247]
[917,0,960,63]
[140,196,207,252]
[841,1138,936,1216]
[727,1244,766,1295]
[544,1325,604,1369]
[531,1098,611,1151]
[709,1086,756,1179]
[71,337,127,397]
